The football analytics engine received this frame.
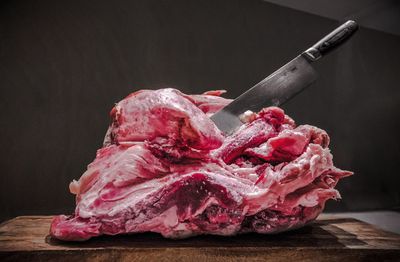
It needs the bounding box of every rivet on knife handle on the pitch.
[303,20,358,62]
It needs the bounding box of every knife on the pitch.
[210,20,358,135]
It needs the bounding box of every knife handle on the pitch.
[302,20,358,62]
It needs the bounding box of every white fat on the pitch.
[77,178,163,218]
[212,225,239,236]
[69,180,79,195]
[174,223,188,231]
[241,205,249,215]
[163,206,179,228]
[248,173,258,182]
[239,110,255,123]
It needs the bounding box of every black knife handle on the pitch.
[302,20,358,62]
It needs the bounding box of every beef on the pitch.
[50,88,352,241]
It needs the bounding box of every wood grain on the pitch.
[0,215,399,261]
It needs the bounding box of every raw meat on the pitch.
[50,88,352,241]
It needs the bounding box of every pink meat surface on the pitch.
[51,88,352,241]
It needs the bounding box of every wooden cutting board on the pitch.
[1,215,399,261]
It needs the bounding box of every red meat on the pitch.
[50,88,352,241]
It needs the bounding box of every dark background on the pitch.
[1,0,399,222]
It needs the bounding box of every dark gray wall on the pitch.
[266,0,400,36]
[1,0,399,221]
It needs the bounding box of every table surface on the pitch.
[1,214,400,261]
[329,211,400,234]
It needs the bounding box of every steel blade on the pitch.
[210,55,317,135]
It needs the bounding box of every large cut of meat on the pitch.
[50,88,352,241]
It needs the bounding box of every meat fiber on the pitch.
[50,88,352,241]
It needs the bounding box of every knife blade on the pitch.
[211,20,358,135]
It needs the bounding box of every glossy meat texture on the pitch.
[51,88,352,241]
